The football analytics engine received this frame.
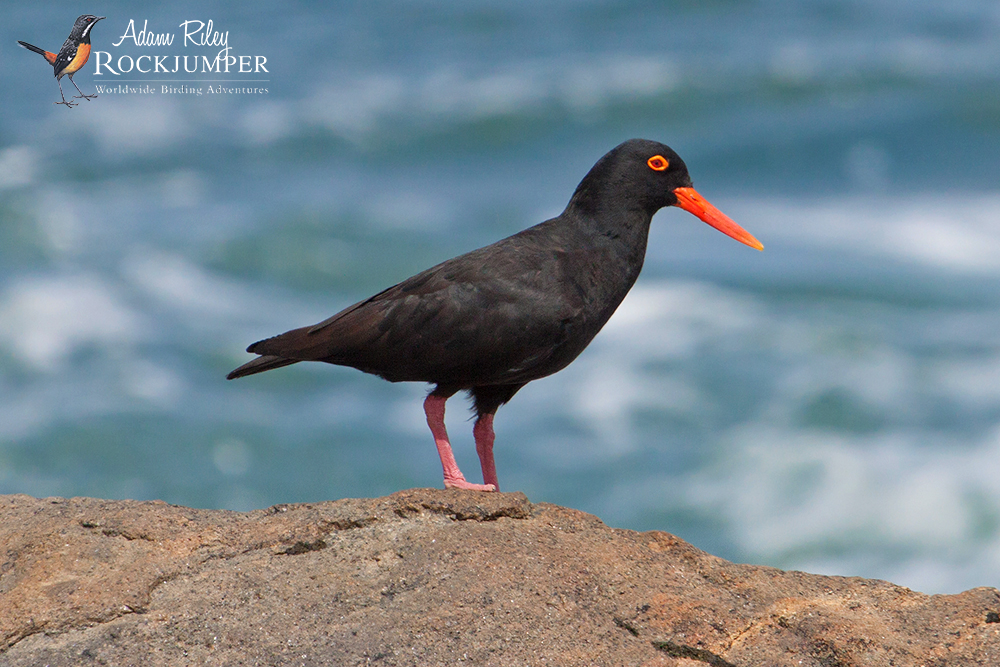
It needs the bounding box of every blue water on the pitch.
[2,1,1000,594]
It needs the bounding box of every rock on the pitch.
[1,489,998,666]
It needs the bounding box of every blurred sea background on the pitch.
[2,0,1000,594]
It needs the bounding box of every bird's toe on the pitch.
[444,479,497,492]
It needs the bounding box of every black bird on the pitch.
[228,139,763,491]
[18,15,105,108]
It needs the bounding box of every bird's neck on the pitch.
[552,202,652,310]
[564,188,654,258]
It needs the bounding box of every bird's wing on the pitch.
[51,40,78,76]
[248,227,585,386]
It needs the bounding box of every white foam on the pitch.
[0,274,141,371]
[0,145,38,189]
[572,283,756,452]
[531,276,1000,593]
[736,193,1000,275]
[304,54,678,137]
[121,250,256,319]
[605,282,756,343]
[212,438,252,477]
[0,395,48,441]
[686,424,1000,592]
[240,100,293,145]
[121,359,185,406]
[58,97,191,156]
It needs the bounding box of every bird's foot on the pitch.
[54,99,77,108]
[73,93,97,100]
[444,477,496,492]
[426,393,497,492]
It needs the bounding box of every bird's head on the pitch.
[72,15,105,41]
[573,138,763,251]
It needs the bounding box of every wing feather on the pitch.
[247,223,586,386]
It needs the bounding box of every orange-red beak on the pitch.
[672,187,763,251]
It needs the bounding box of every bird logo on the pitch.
[18,14,105,108]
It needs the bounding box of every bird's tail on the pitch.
[17,41,58,64]
[226,355,300,380]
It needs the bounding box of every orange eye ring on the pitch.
[647,155,669,171]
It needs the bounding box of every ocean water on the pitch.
[2,0,1000,594]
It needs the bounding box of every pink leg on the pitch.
[473,413,499,491]
[423,394,495,491]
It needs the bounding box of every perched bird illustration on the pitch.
[228,139,764,492]
[18,15,105,107]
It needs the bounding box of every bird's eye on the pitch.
[647,155,669,171]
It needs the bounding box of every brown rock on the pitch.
[1,489,998,666]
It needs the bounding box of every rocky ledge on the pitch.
[1,489,998,666]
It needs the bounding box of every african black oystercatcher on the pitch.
[228,139,763,491]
